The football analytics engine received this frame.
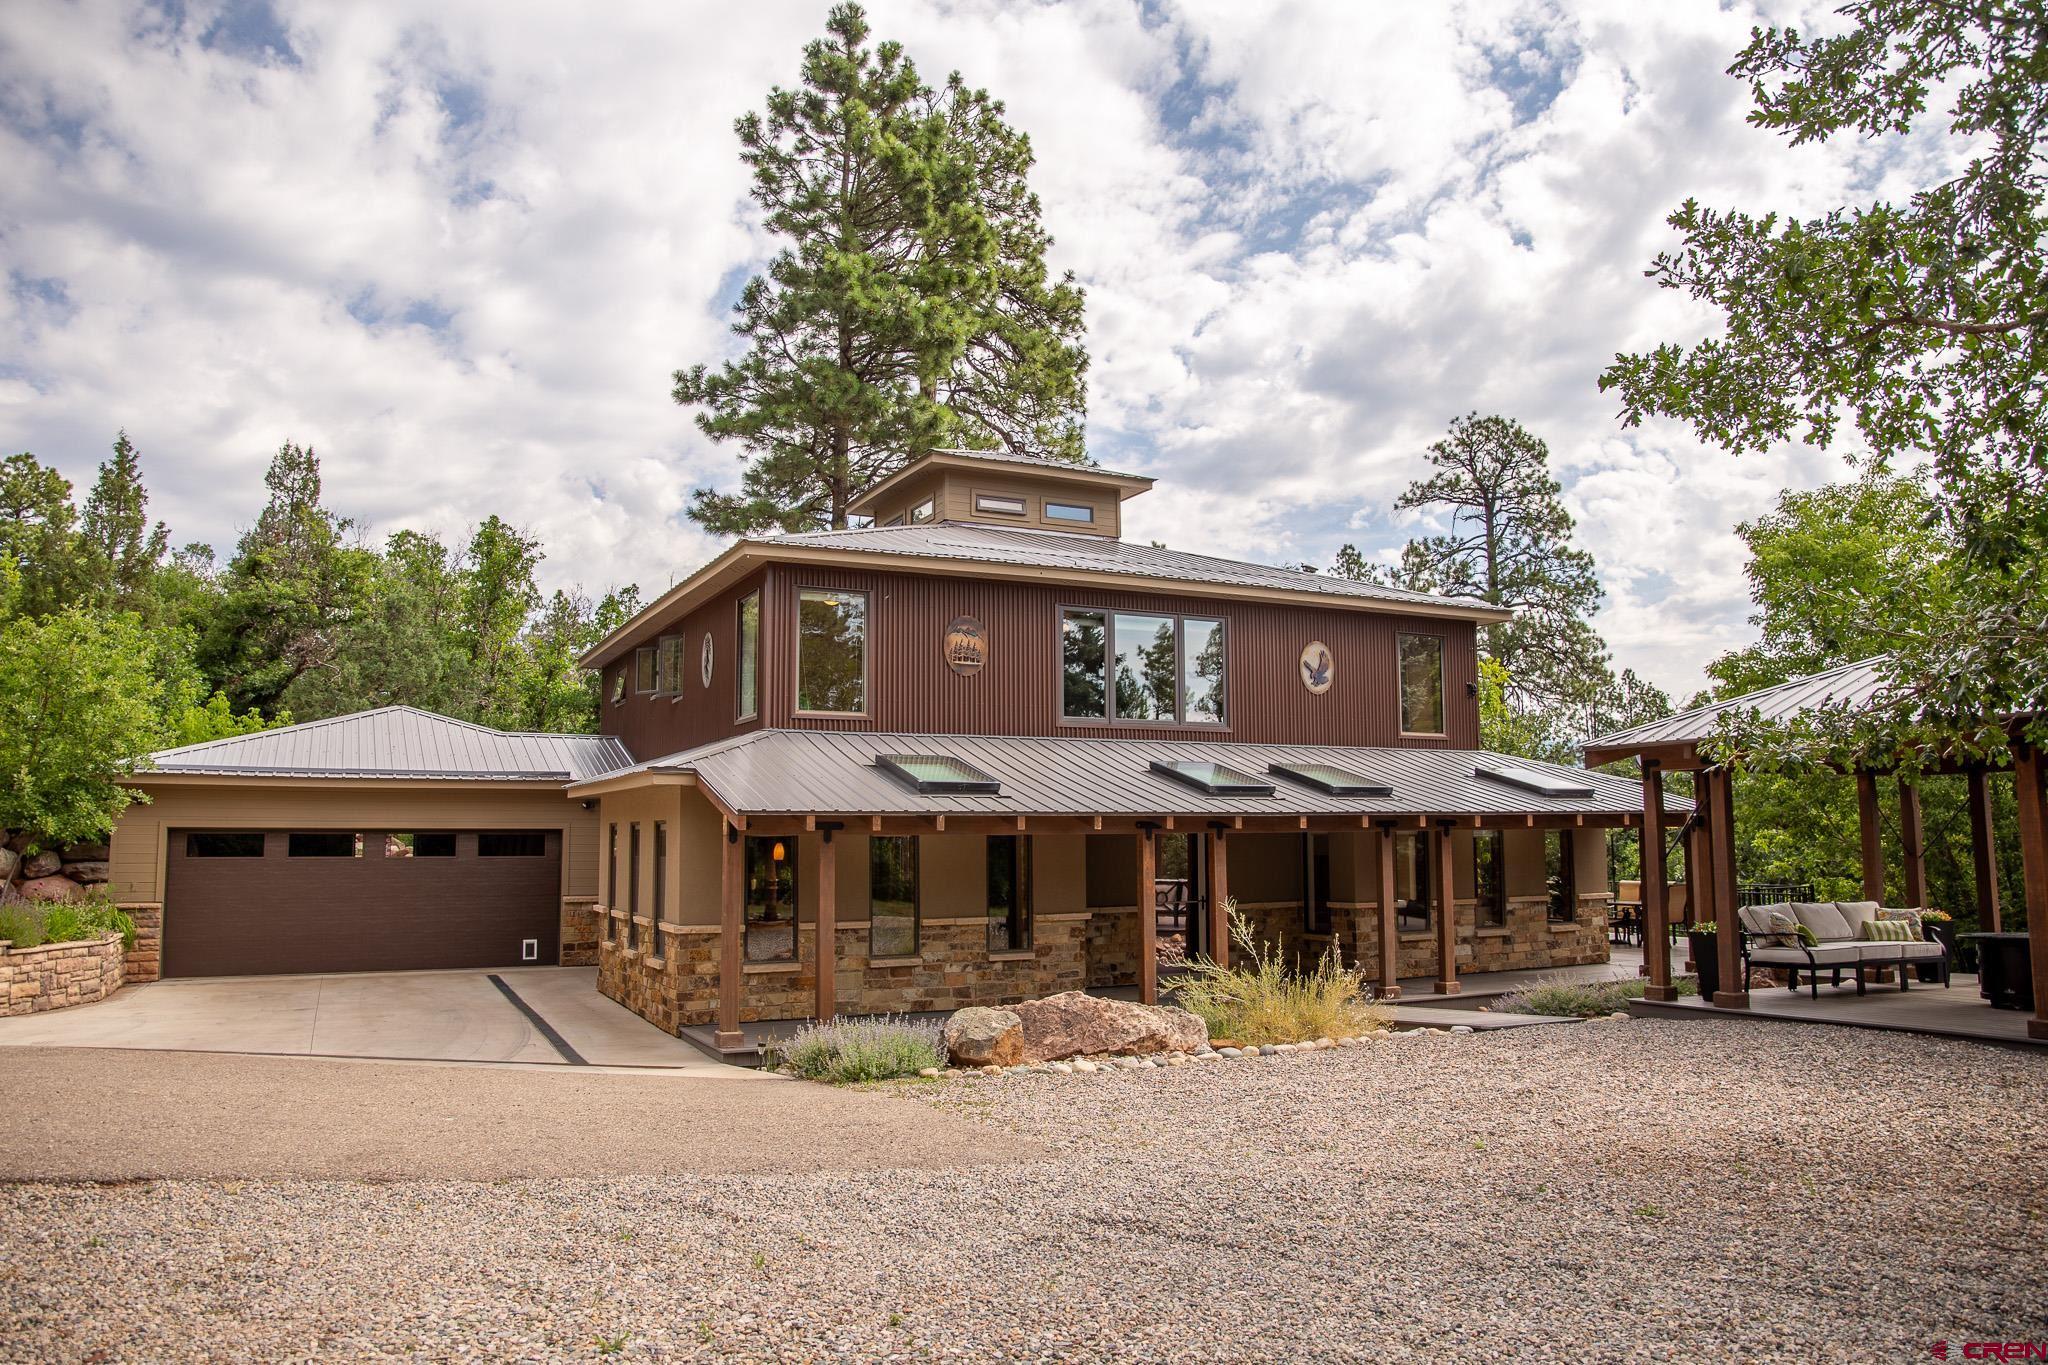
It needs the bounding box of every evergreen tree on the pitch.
[455,516,544,726]
[0,451,85,616]
[1333,414,1617,739]
[199,442,375,715]
[675,2,1087,534]
[79,430,171,614]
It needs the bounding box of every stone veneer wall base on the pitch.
[1,932,125,1016]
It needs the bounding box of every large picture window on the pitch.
[1061,608,1226,725]
[1474,830,1506,929]
[1393,831,1430,934]
[745,836,797,963]
[870,836,920,958]
[987,835,1031,953]
[736,591,760,721]
[1546,830,1577,925]
[797,588,867,715]
[1397,633,1445,735]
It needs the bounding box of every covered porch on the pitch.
[568,729,1682,1056]
[1585,657,2048,1042]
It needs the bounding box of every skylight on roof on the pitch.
[1268,762,1394,798]
[1473,762,1595,799]
[1148,760,1275,796]
[876,754,1002,795]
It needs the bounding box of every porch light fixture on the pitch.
[771,841,786,862]
[1473,761,1595,799]
[876,753,1002,795]
[1267,761,1394,798]
[1148,760,1275,796]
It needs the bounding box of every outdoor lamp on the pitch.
[771,841,786,862]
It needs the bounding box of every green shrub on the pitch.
[1167,903,1391,1045]
[0,905,44,948]
[764,1016,947,1083]
[1501,974,1700,1018]
[2,895,134,951]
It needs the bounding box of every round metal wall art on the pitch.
[1299,640,1334,694]
[945,615,988,675]
[701,633,714,687]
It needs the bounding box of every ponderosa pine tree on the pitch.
[675,2,1087,533]
[1333,414,1620,741]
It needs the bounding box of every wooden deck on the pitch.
[1630,972,2045,1050]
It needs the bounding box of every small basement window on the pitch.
[1043,500,1094,525]
[478,832,546,857]
[1268,762,1393,797]
[386,832,457,857]
[877,754,1002,795]
[187,832,264,858]
[974,492,1027,517]
[1474,762,1595,799]
[1148,760,1274,796]
[288,832,361,858]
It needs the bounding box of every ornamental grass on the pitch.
[1166,902,1390,1045]
[1500,973,1700,1019]
[764,1015,947,1084]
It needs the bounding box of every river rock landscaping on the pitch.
[4,1015,2042,1363]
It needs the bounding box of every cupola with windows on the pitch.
[848,448,1153,538]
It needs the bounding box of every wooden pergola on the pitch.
[1585,663,2048,1042]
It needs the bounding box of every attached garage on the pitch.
[163,828,565,977]
[106,708,627,983]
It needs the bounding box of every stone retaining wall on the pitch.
[1,932,124,1016]
[119,903,162,982]
[560,897,601,967]
[598,909,1090,1033]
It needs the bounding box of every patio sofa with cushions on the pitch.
[1738,901,1951,998]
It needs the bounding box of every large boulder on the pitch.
[943,1007,1024,1067]
[62,861,111,884]
[62,842,110,863]
[0,847,16,883]
[21,850,61,880]
[18,875,82,904]
[1009,992,1209,1063]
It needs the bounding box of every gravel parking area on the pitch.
[5,1017,2044,1362]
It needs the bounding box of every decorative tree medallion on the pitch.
[945,616,988,675]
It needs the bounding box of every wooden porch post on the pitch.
[1433,819,1460,996]
[1856,772,1887,902]
[2013,747,2048,1042]
[1137,826,1158,1005]
[1689,777,1716,966]
[1641,761,1675,1002]
[1376,821,1401,1001]
[1205,829,1230,971]
[1967,768,2001,932]
[814,827,837,1022]
[1708,767,1746,1009]
[716,822,744,1048]
[1897,779,1928,908]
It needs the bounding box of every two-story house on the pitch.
[107,449,1669,1053]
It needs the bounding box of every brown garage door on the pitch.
[164,829,562,977]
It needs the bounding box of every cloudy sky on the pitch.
[2,0,1930,699]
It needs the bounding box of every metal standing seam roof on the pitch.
[142,706,633,781]
[1584,658,1889,754]
[913,447,1149,480]
[768,521,1506,618]
[579,728,1673,819]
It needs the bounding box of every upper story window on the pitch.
[1044,500,1094,525]
[655,635,685,696]
[974,492,1026,517]
[633,645,657,694]
[1397,632,1445,735]
[1062,609,1226,726]
[736,590,760,721]
[609,668,625,705]
[910,498,936,524]
[797,588,868,716]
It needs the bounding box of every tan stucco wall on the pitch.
[110,780,599,905]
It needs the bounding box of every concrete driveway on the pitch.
[0,966,751,1076]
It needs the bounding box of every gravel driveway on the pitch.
[5,1017,2043,1363]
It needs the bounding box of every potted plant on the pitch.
[1917,909,1955,982]
[1686,921,1720,999]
